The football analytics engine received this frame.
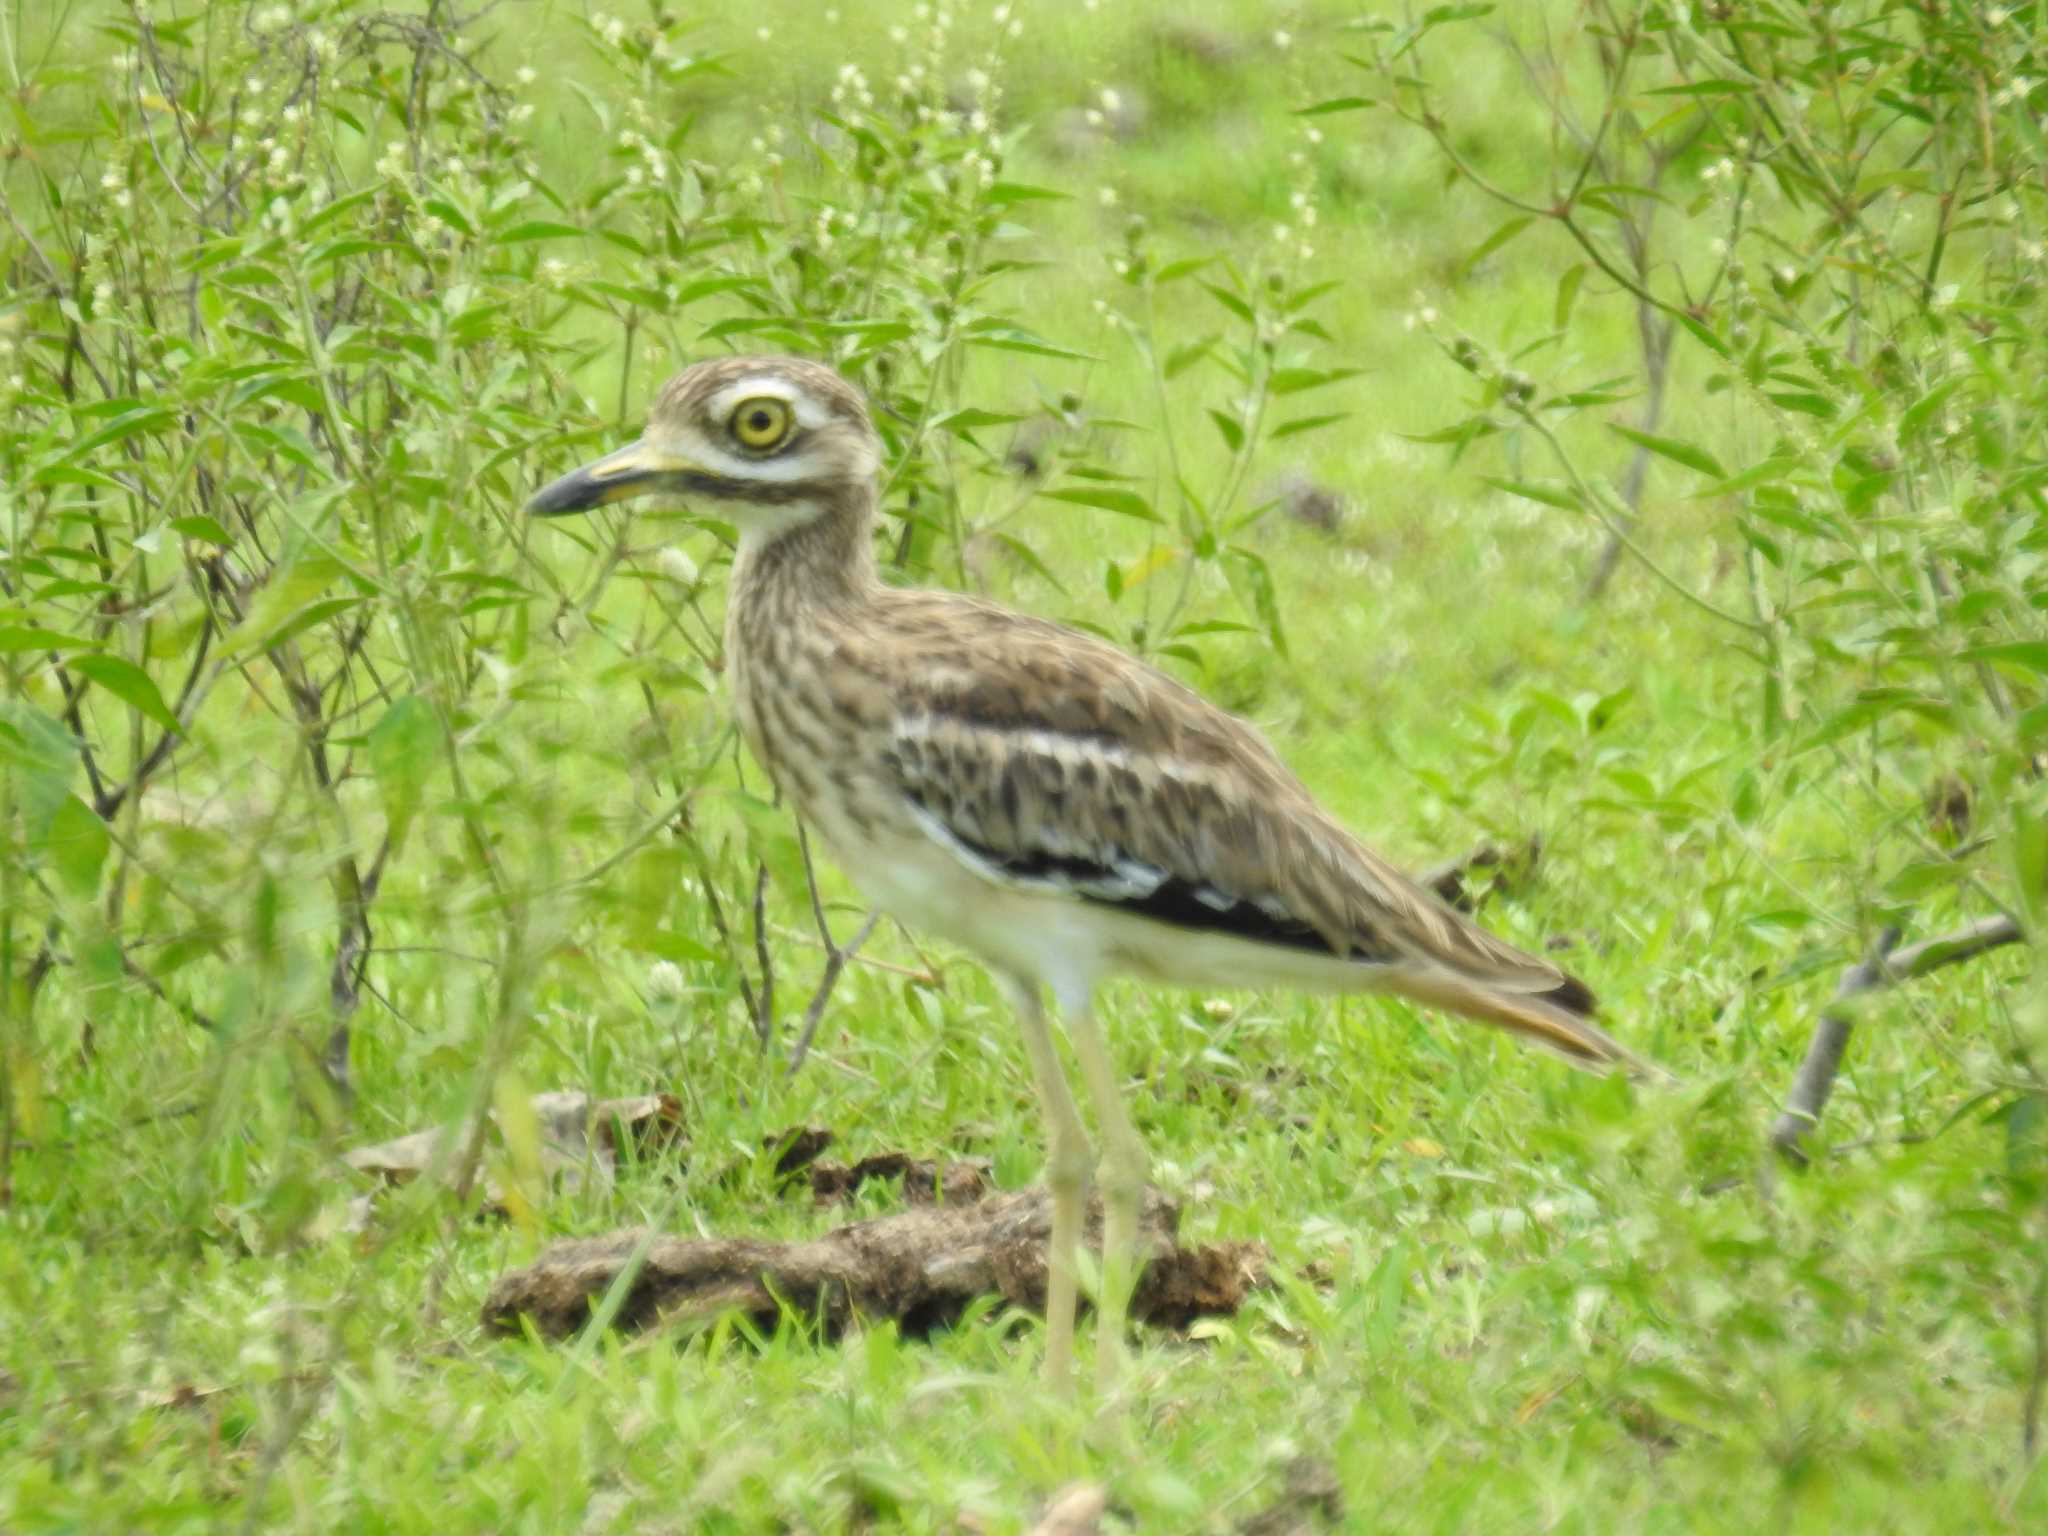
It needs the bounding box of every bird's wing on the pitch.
[859,594,1650,1073]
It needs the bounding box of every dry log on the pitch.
[483,1186,1268,1341]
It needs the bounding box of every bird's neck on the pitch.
[726,482,882,648]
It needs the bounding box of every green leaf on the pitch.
[492,219,586,243]
[1201,282,1255,323]
[630,931,721,967]
[1207,408,1245,453]
[1040,486,1163,523]
[1699,457,1801,498]
[1483,476,1581,512]
[1644,79,1757,96]
[42,794,109,901]
[1554,263,1587,330]
[0,626,94,654]
[1296,96,1376,116]
[985,182,1070,204]
[932,407,1024,432]
[1269,366,1361,396]
[1608,424,1725,479]
[221,556,345,658]
[421,198,476,237]
[0,702,79,841]
[1962,642,2048,675]
[69,655,180,734]
[367,695,443,854]
[1271,412,1348,439]
[1225,546,1288,660]
[169,515,235,547]
[1464,215,1535,271]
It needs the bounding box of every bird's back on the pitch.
[738,582,1643,1070]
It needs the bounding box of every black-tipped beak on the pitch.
[526,441,700,517]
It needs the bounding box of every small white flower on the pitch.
[539,256,570,287]
[1272,29,1292,49]
[657,548,700,588]
[646,960,687,1007]
[1097,185,1117,206]
[515,65,537,86]
[756,26,772,42]
[93,280,114,308]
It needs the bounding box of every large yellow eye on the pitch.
[729,396,794,451]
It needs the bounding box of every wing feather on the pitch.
[841,591,1654,1074]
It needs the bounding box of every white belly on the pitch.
[805,799,1393,1013]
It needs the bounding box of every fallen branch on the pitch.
[1770,914,2026,1164]
[482,1185,1269,1341]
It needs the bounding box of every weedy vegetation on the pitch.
[1,0,2045,1530]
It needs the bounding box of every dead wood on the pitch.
[1418,838,1540,913]
[1025,1484,1110,1536]
[1235,1457,1344,1536]
[482,1185,1269,1342]
[807,1152,992,1207]
[343,1091,684,1212]
[1770,914,2026,1164]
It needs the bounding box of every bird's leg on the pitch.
[1003,976,1092,1394]
[1063,999,1148,1393]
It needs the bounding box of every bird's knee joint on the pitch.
[1046,1141,1093,1199]
[1098,1156,1149,1204]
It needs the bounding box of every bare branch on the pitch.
[1771,915,2026,1163]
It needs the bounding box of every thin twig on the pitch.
[1771,915,2025,1163]
[749,861,775,1052]
[788,912,880,1078]
[2027,1254,2048,1459]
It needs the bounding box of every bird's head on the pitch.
[527,356,881,538]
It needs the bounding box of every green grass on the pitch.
[1,2,2042,1531]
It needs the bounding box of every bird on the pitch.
[528,354,1657,1394]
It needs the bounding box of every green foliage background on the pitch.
[1,0,2044,1529]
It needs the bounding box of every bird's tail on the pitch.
[1382,963,1669,1081]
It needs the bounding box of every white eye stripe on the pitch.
[707,378,835,433]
